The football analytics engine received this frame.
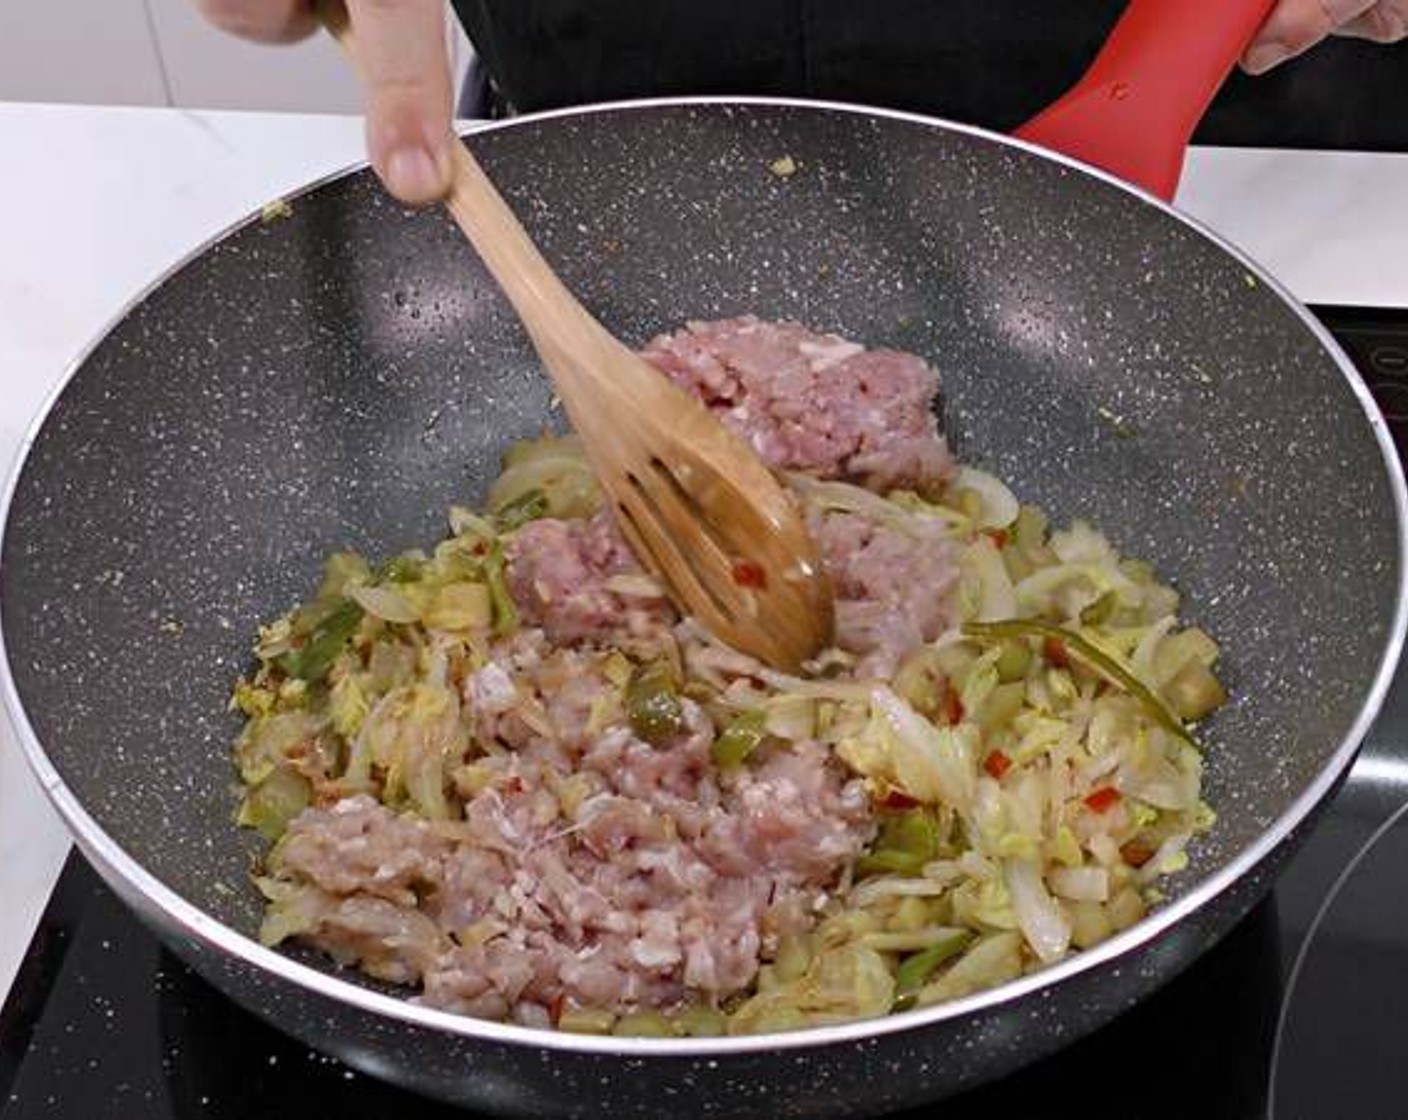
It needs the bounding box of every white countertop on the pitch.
[3,100,1408,1003]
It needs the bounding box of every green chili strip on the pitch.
[279,599,363,681]
[964,618,1197,746]
[894,931,974,1000]
[377,554,425,583]
[883,809,941,858]
[1078,590,1116,627]
[494,488,550,532]
[855,849,929,877]
[858,808,943,877]
[626,661,685,746]
[711,709,767,768]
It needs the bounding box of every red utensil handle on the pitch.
[1015,0,1276,200]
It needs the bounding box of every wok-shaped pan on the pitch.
[3,4,1406,1118]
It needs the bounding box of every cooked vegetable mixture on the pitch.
[232,317,1224,1036]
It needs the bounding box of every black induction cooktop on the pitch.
[4,304,1408,1120]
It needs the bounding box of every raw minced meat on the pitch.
[234,316,1224,1037]
[272,643,872,1025]
[641,315,956,494]
[504,503,960,685]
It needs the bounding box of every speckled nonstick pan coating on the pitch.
[2,100,1404,1117]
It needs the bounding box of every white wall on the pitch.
[0,1,472,113]
[145,0,363,112]
[0,0,170,106]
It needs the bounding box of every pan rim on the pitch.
[3,93,1406,1060]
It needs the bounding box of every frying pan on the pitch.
[3,1,1405,1116]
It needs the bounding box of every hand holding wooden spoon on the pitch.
[311,0,834,670]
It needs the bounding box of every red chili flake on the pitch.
[1121,840,1155,868]
[471,541,489,557]
[503,775,527,795]
[731,560,768,589]
[1084,786,1122,813]
[983,528,1010,550]
[983,749,1013,779]
[549,994,566,1026]
[879,788,921,810]
[943,690,966,726]
[1043,636,1070,668]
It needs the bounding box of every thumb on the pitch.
[345,0,454,205]
[1241,0,1377,73]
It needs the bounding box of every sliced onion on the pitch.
[1138,832,1191,883]
[786,473,965,534]
[870,686,976,812]
[1048,866,1110,903]
[960,536,1017,621]
[1050,520,1113,565]
[347,583,421,624]
[1086,832,1122,867]
[603,573,667,599]
[764,694,817,740]
[448,505,496,539]
[849,871,961,908]
[1119,755,1198,811]
[1131,615,1177,677]
[1014,563,1127,616]
[955,466,1019,530]
[861,927,972,953]
[789,473,907,518]
[1004,857,1072,963]
[757,669,875,703]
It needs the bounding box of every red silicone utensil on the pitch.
[1015,0,1276,200]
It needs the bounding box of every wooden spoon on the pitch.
[316,2,833,670]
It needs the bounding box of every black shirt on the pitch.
[450,1,1408,151]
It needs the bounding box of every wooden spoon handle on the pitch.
[315,0,604,401]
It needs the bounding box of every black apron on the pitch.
[450,1,1408,150]
[452,0,1123,131]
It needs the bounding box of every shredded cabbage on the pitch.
[488,434,602,520]
[917,932,1023,1005]
[231,422,1227,1037]
[357,684,467,820]
[788,473,968,536]
[845,687,977,812]
[728,942,896,1034]
[959,537,1018,621]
